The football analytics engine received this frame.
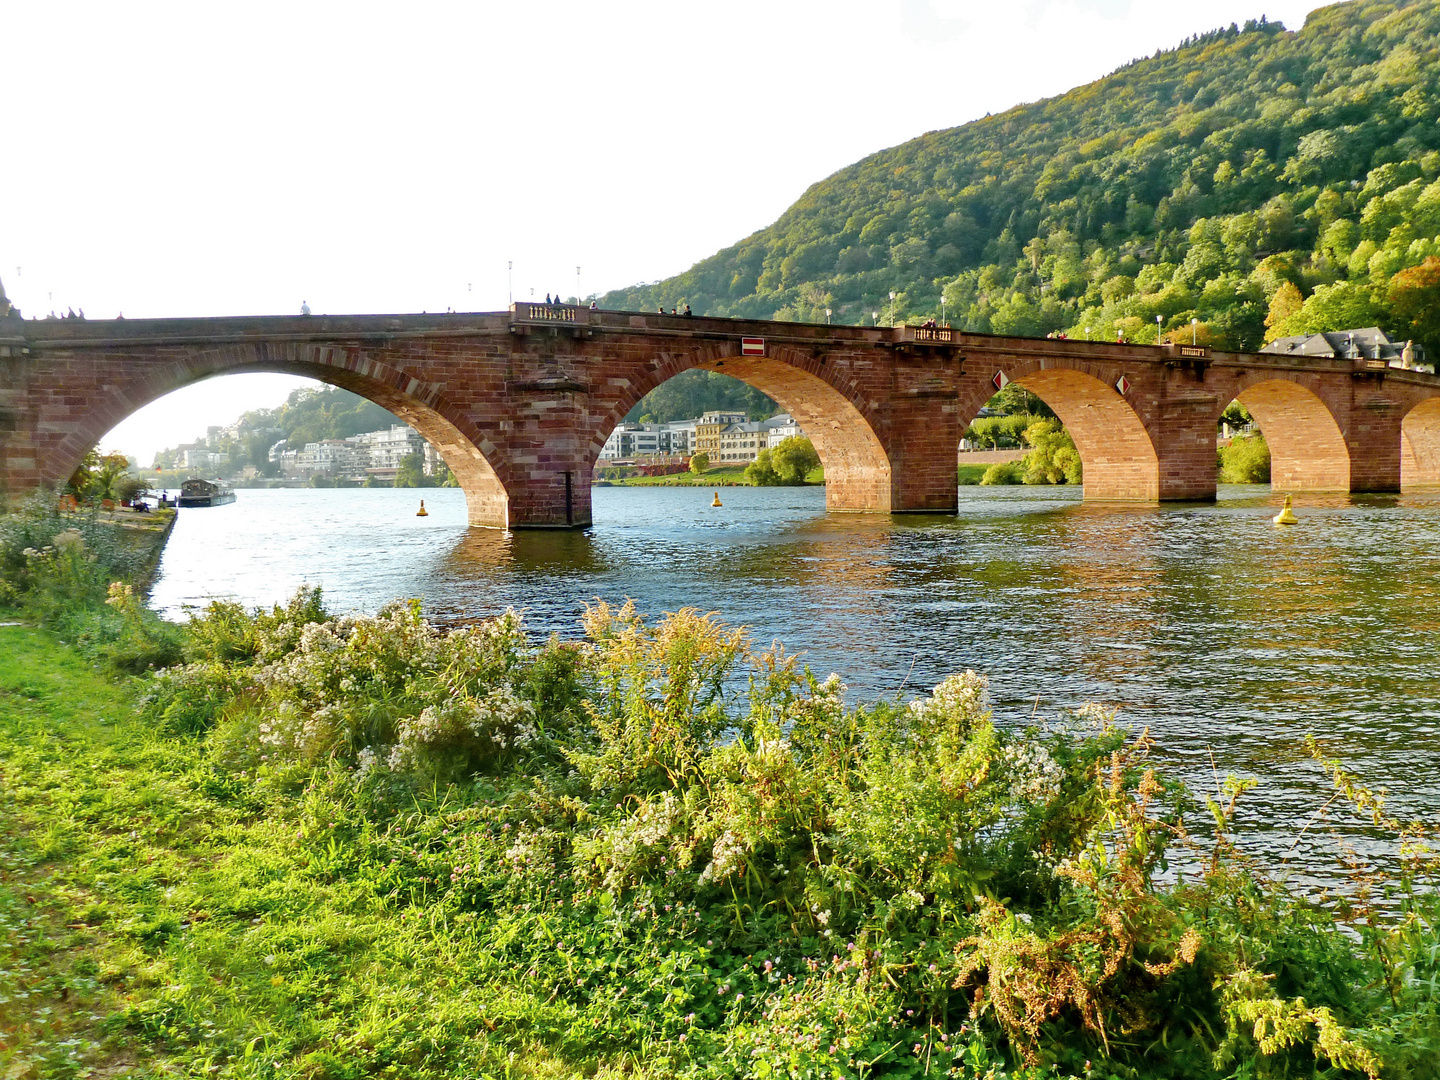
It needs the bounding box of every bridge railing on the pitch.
[511,302,589,325]
[902,325,954,343]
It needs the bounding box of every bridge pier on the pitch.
[1345,384,1403,493]
[1154,393,1222,501]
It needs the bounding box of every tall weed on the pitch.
[126,589,1440,1077]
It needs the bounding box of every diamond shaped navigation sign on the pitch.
[992,370,1009,392]
[1115,374,1132,395]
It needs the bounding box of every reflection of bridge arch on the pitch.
[52,344,513,527]
[594,342,895,511]
[958,359,1161,501]
[1231,376,1351,491]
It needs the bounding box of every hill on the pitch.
[153,386,401,473]
[602,1,1440,358]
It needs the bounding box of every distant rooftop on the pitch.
[1261,327,1427,366]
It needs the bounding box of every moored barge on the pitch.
[177,477,237,507]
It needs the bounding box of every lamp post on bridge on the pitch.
[940,292,947,327]
[889,291,896,328]
[1156,313,1163,343]
[825,308,831,325]
[1193,317,1199,346]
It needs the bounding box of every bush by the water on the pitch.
[1219,433,1272,484]
[980,461,1022,485]
[1020,419,1082,485]
[745,436,821,486]
[0,496,183,672]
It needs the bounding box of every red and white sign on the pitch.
[740,337,765,356]
[992,370,1009,391]
[1115,375,1132,395]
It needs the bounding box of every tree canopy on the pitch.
[601,2,1440,357]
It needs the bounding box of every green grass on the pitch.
[0,625,651,1079]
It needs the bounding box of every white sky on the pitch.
[2,0,1321,466]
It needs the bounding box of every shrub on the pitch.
[980,461,1022,485]
[689,452,709,473]
[1220,433,1271,482]
[128,594,1427,1078]
[744,450,780,485]
[769,436,820,483]
[1021,419,1083,484]
[0,496,183,670]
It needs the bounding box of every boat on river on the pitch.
[177,477,236,507]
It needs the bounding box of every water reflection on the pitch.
[149,483,1440,883]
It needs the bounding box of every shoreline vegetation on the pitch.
[4,497,1440,1079]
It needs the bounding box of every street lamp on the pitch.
[1192,317,1199,346]
[1084,326,1090,340]
[508,261,513,307]
[873,311,879,326]
[825,308,831,325]
[889,291,896,328]
[1155,313,1163,342]
[940,293,947,326]
[576,266,581,303]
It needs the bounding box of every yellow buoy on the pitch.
[711,491,722,507]
[1273,493,1298,526]
[416,500,429,517]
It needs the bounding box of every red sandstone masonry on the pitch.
[3,311,1439,528]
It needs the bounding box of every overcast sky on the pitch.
[3,0,1321,466]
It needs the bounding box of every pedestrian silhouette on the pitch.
[545,293,552,304]
[301,301,311,316]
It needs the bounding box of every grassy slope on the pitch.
[0,626,639,1080]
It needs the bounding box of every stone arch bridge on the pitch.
[3,303,1440,528]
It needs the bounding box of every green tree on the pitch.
[1263,282,1304,342]
[769,437,820,484]
[394,451,429,489]
[625,370,776,423]
[744,450,780,485]
[1219,434,1271,483]
[1271,281,1384,340]
[1387,256,1440,356]
[1021,420,1082,484]
[67,450,134,502]
[688,452,710,474]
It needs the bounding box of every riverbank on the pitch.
[594,464,824,487]
[3,590,1440,1078]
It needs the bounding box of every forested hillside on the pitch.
[602,1,1440,357]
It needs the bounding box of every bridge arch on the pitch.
[590,342,894,511]
[959,362,1161,501]
[1401,397,1440,489]
[1231,377,1351,491]
[45,344,514,528]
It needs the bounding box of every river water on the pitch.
[150,485,1440,886]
